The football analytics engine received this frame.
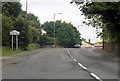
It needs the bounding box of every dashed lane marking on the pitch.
[90,73,102,81]
[78,63,88,71]
[67,49,103,81]
[74,59,77,62]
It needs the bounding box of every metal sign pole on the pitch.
[12,35,13,51]
[16,35,18,51]
[10,30,20,51]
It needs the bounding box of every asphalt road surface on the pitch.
[2,48,119,80]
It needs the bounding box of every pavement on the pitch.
[2,48,119,80]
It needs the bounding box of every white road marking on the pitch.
[68,49,70,51]
[71,56,74,59]
[78,63,88,70]
[74,59,77,62]
[90,73,102,81]
[67,49,103,81]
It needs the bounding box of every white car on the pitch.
[74,44,81,48]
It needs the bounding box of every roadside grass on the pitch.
[2,47,24,56]
[2,43,40,56]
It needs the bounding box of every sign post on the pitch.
[12,35,13,51]
[10,30,20,51]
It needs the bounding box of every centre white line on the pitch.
[74,59,77,62]
[78,63,88,71]
[90,73,102,81]
[67,49,103,81]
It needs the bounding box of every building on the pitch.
[81,38,94,48]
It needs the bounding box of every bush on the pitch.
[27,43,40,51]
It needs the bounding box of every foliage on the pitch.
[2,15,14,46]
[41,21,54,37]
[14,16,29,50]
[47,37,54,45]
[38,34,50,46]
[75,1,120,42]
[56,22,81,48]
[2,2,22,17]
[42,21,81,48]
[2,1,81,51]
[27,13,41,44]
[2,46,24,56]
[2,43,40,56]
[28,26,40,43]
[2,2,48,50]
[27,43,40,51]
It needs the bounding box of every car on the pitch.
[74,44,81,48]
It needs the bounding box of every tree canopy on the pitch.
[2,2,82,49]
[42,21,82,48]
[2,2,46,50]
[2,2,22,17]
[74,1,120,42]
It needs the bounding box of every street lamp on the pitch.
[53,13,62,48]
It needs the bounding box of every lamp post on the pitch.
[53,13,62,48]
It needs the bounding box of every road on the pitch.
[2,48,119,80]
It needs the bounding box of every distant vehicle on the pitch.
[74,44,81,48]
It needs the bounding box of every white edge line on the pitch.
[67,49,102,81]
[74,59,77,62]
[78,63,88,70]
[90,73,102,81]
[71,56,74,59]
[67,50,76,60]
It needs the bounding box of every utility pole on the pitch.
[25,0,28,22]
[53,14,55,48]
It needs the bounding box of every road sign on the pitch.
[10,30,20,51]
[10,30,20,35]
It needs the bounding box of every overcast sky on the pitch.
[20,0,102,43]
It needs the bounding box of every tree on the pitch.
[2,2,44,50]
[2,2,22,17]
[42,21,81,48]
[14,16,29,50]
[2,2,22,47]
[41,21,63,37]
[73,1,120,42]
[41,21,54,37]
[28,26,41,43]
[56,22,81,48]
[38,34,49,46]
[2,15,14,46]
[26,13,41,44]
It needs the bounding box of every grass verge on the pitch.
[2,43,40,56]
[2,47,24,56]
